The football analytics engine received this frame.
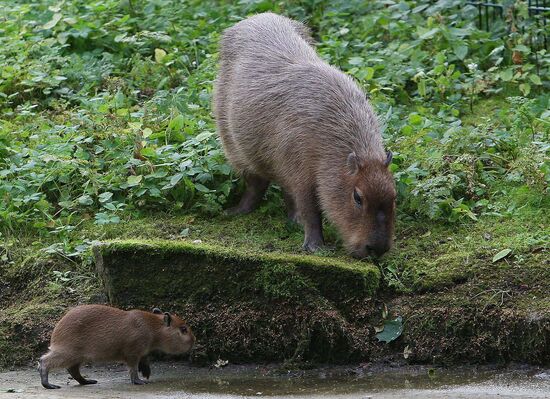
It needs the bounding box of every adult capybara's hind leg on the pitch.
[67,364,97,385]
[226,174,269,215]
[283,190,299,223]
[39,352,61,389]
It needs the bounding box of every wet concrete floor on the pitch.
[0,362,548,398]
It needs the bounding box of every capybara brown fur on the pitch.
[213,13,396,258]
[38,305,195,389]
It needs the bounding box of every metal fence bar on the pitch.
[465,1,548,49]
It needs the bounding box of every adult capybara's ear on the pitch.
[163,312,172,326]
[347,152,359,175]
[152,308,162,314]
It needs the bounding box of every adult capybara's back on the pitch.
[214,13,396,258]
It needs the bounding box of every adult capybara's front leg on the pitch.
[295,188,324,252]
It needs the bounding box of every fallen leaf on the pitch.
[403,345,412,359]
[492,248,511,263]
[375,316,403,343]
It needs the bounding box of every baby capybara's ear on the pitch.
[163,312,172,326]
[385,150,393,167]
[152,308,163,314]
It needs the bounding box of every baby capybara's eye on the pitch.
[353,189,362,206]
[180,326,188,334]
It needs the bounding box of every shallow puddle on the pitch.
[0,362,548,398]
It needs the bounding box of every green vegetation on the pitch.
[0,0,548,368]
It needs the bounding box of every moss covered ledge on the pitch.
[93,239,380,307]
[92,239,381,363]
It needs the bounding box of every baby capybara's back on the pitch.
[50,305,138,361]
[214,13,396,258]
[40,304,195,388]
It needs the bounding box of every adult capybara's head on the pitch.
[327,151,396,259]
[152,308,196,355]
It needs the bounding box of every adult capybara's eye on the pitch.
[180,326,188,334]
[353,189,362,206]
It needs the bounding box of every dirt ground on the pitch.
[0,362,548,399]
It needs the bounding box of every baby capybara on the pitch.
[39,305,195,389]
[214,13,396,258]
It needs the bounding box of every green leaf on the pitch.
[169,114,184,132]
[94,213,120,225]
[114,91,125,107]
[98,192,113,203]
[409,113,423,125]
[43,13,62,29]
[418,79,427,97]
[114,33,127,42]
[419,28,439,40]
[348,56,363,66]
[140,147,156,158]
[492,248,511,263]
[195,131,214,141]
[77,194,93,206]
[170,173,184,186]
[142,128,153,138]
[195,183,210,192]
[180,228,190,237]
[513,44,530,54]
[453,44,468,60]
[155,48,167,63]
[103,202,117,211]
[127,175,143,187]
[364,67,375,80]
[529,74,542,85]
[375,316,403,343]
[401,125,413,135]
[519,83,531,96]
[500,69,514,82]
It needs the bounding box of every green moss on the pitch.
[1,191,547,367]
[95,238,380,306]
[90,239,381,364]
[391,290,550,365]
[461,96,509,127]
[379,199,549,294]
[0,301,64,369]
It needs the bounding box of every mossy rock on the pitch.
[392,294,550,365]
[93,239,381,363]
[0,302,64,369]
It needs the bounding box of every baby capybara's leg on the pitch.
[127,357,147,385]
[227,174,269,215]
[39,351,66,389]
[67,364,97,385]
[294,188,324,252]
[138,356,151,380]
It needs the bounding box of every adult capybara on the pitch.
[213,13,396,258]
[39,305,195,389]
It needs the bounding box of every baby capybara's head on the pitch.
[327,151,396,259]
[152,308,195,355]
